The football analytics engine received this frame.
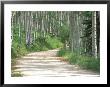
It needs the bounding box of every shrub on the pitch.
[58,48,100,72]
[46,36,63,49]
[11,47,17,59]
[27,36,63,52]
[77,56,100,72]
[68,53,79,64]
[11,41,28,59]
[57,48,66,57]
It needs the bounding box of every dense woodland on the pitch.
[11,11,100,72]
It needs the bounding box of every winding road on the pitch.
[12,49,100,77]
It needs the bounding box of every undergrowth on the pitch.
[58,48,100,72]
[11,36,63,59]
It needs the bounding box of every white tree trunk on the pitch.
[92,11,97,58]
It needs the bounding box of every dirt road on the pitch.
[12,49,100,77]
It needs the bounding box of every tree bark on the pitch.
[92,11,97,58]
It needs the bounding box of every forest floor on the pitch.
[12,48,100,77]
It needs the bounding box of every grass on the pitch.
[11,71,23,77]
[58,48,100,72]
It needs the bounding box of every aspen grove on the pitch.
[11,11,100,72]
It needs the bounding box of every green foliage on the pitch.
[58,48,66,57]
[11,24,63,58]
[28,36,63,52]
[11,71,23,77]
[82,12,92,55]
[46,36,63,49]
[58,48,70,57]
[77,56,100,72]
[11,41,28,59]
[58,48,100,72]
[68,53,79,64]
[11,47,17,59]
[59,25,69,43]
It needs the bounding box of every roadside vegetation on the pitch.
[58,48,100,72]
